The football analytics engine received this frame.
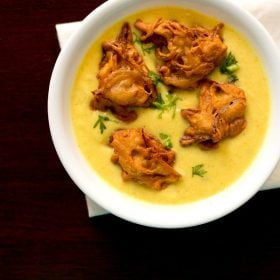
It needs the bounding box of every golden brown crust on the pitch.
[109,128,181,190]
[134,19,227,89]
[180,80,247,149]
[92,23,157,122]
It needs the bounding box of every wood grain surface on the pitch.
[1,1,280,279]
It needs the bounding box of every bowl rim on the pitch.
[48,0,280,228]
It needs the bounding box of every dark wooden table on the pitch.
[1,1,280,279]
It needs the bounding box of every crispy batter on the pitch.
[134,19,227,89]
[92,23,157,122]
[180,80,246,149]
[109,128,181,190]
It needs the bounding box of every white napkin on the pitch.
[55,0,280,217]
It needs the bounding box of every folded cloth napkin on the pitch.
[55,0,280,217]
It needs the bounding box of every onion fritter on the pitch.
[180,80,247,149]
[109,128,181,190]
[92,23,157,122]
[135,19,227,89]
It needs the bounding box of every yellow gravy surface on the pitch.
[71,7,270,204]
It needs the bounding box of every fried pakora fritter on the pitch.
[180,80,246,149]
[92,23,157,122]
[109,128,181,189]
[135,19,227,89]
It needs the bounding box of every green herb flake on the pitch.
[159,133,173,149]
[142,45,156,54]
[219,52,240,83]
[132,32,155,55]
[152,93,181,119]
[148,70,162,86]
[155,92,164,104]
[227,73,238,83]
[192,164,207,178]
[93,114,117,134]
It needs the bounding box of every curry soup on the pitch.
[71,7,270,204]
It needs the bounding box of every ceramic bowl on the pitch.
[48,0,280,228]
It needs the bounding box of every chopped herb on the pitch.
[220,52,239,73]
[132,32,141,44]
[167,94,182,118]
[159,133,173,149]
[142,45,156,54]
[152,93,181,118]
[155,92,164,104]
[152,93,165,108]
[192,164,207,177]
[148,70,162,86]
[132,32,155,55]
[93,114,117,134]
[219,52,240,83]
[227,73,238,83]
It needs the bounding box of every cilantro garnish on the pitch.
[132,32,155,55]
[219,52,240,83]
[93,114,117,134]
[192,164,207,178]
[148,70,162,86]
[152,93,181,118]
[159,133,173,149]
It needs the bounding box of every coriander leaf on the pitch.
[220,52,238,74]
[142,45,155,54]
[228,73,238,83]
[167,94,181,118]
[132,31,142,44]
[226,64,239,73]
[93,114,117,134]
[159,133,173,149]
[155,92,164,104]
[132,32,155,55]
[152,93,181,118]
[219,52,239,83]
[192,164,207,178]
[148,70,162,86]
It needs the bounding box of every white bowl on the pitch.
[48,0,280,228]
